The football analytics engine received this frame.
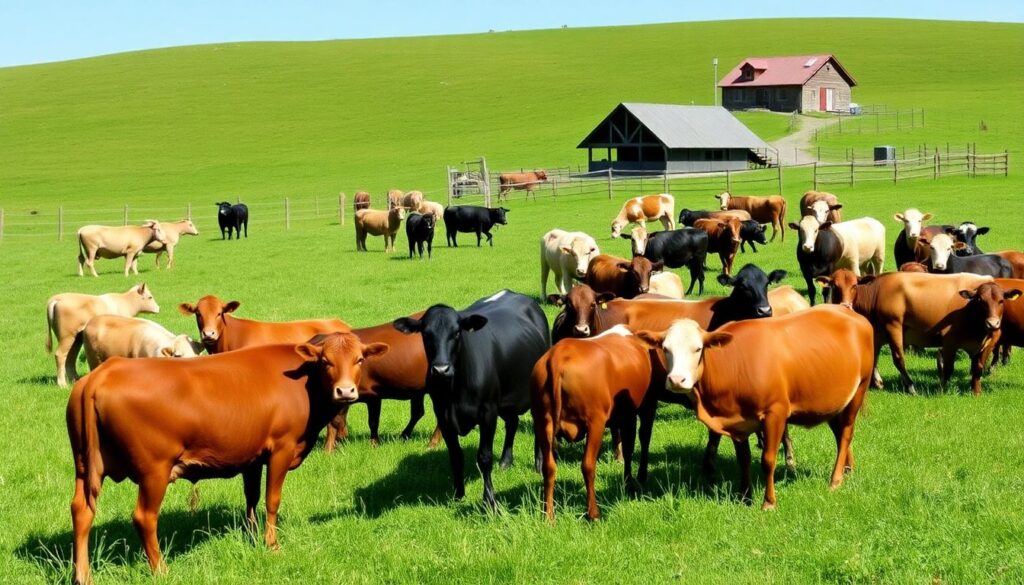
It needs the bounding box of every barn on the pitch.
[718,54,857,113]
[577,103,775,174]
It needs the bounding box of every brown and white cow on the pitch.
[800,190,842,223]
[353,191,371,211]
[82,315,203,368]
[893,208,949,265]
[791,215,885,276]
[610,194,675,238]
[355,207,406,252]
[584,254,663,299]
[532,325,663,521]
[541,229,600,298]
[715,192,787,242]
[67,332,387,584]
[693,217,742,275]
[139,219,199,271]
[498,170,547,202]
[46,284,160,387]
[818,270,1016,395]
[637,305,874,510]
[77,221,167,277]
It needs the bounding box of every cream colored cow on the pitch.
[540,229,600,298]
[83,314,203,369]
[77,220,166,277]
[138,219,199,270]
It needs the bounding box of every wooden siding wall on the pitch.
[801,61,853,112]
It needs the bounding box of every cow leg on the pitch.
[760,413,786,511]
[408,238,414,258]
[499,413,517,469]
[828,380,867,489]
[71,475,98,585]
[937,344,958,392]
[969,350,987,396]
[884,324,916,394]
[485,230,494,247]
[243,221,248,238]
[636,400,656,483]
[427,238,432,258]
[609,427,623,462]
[55,335,76,388]
[703,430,722,478]
[439,422,465,500]
[87,249,99,277]
[132,471,170,574]
[618,410,639,492]
[400,395,425,441]
[782,427,796,472]
[803,271,818,306]
[769,221,778,242]
[366,397,382,447]
[242,464,262,533]
[61,333,85,386]
[77,249,86,277]
[733,436,753,505]
[476,230,482,247]
[263,449,293,550]
[534,400,558,522]
[477,417,498,511]
[582,419,605,521]
[326,406,348,454]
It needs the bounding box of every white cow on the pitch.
[793,215,885,276]
[77,221,166,277]
[83,314,204,369]
[540,229,600,298]
[649,272,684,299]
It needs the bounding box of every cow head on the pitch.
[141,220,167,244]
[678,209,696,226]
[919,233,963,271]
[636,319,732,395]
[490,207,509,225]
[159,335,205,358]
[894,209,933,243]
[954,222,988,255]
[295,332,389,403]
[421,211,436,231]
[790,215,829,253]
[128,283,160,314]
[178,219,200,236]
[808,200,842,223]
[718,264,786,318]
[549,284,615,338]
[959,282,1022,332]
[610,218,628,239]
[562,236,599,278]
[740,220,768,246]
[617,256,662,296]
[714,191,732,211]
[815,269,873,309]
[393,304,487,380]
[387,191,403,210]
[536,170,548,181]
[625,226,649,256]
[216,202,232,216]
[178,295,240,350]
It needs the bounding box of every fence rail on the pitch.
[815,108,925,140]
[812,151,1008,189]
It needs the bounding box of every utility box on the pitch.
[874,145,896,165]
[849,102,862,115]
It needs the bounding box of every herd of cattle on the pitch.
[47,187,1024,584]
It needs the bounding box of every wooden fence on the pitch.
[812,151,1008,189]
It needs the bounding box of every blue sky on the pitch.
[0,0,1021,68]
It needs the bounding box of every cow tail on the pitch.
[45,300,57,353]
[82,378,104,511]
[550,361,564,434]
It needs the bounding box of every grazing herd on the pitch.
[42,185,1024,584]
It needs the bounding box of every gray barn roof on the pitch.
[578,103,771,150]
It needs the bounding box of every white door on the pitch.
[825,87,834,111]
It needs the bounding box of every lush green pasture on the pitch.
[2,16,1024,585]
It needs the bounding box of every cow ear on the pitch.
[830,204,843,210]
[294,343,321,362]
[918,237,930,246]
[921,213,933,221]
[767,269,787,284]
[943,226,958,236]
[178,302,197,315]
[616,262,630,273]
[652,260,665,272]
[223,301,241,314]
[953,241,967,250]
[392,317,423,334]
[958,289,975,300]
[136,283,148,295]
[459,314,488,332]
[306,333,331,346]
[618,234,631,241]
[1005,289,1022,301]
[160,346,175,357]
[976,226,990,235]
[362,342,390,359]
[595,292,617,304]
[713,194,722,199]
[560,245,573,254]
[547,294,566,306]
[893,213,906,222]
[703,331,733,348]
[634,330,664,349]
[819,221,833,231]
[717,273,735,287]
[858,275,877,285]
[787,222,800,230]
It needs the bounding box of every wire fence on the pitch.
[814,108,925,139]
[812,151,1008,189]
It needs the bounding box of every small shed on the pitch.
[577,103,774,173]
[718,54,857,113]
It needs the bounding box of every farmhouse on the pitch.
[719,54,857,113]
[577,103,775,174]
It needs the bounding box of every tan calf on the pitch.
[418,200,444,222]
[355,207,406,252]
[402,190,424,211]
[715,192,787,242]
[83,315,203,368]
[77,221,166,277]
[610,194,675,238]
[139,219,198,270]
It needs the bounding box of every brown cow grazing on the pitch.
[355,207,406,252]
[715,192,787,242]
[800,190,842,223]
[532,326,663,521]
[610,194,675,238]
[77,221,167,277]
[637,306,874,509]
[694,217,742,275]
[899,261,929,273]
[138,219,198,271]
[402,190,424,211]
[995,250,1024,279]
[418,200,444,222]
[987,278,1024,368]
[353,191,371,211]
[83,315,203,368]
[817,270,1017,395]
[584,254,663,299]
[66,332,387,584]
[498,170,547,202]
[46,284,160,387]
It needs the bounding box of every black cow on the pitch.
[789,220,842,305]
[921,236,1013,278]
[954,222,989,256]
[406,212,435,259]
[739,220,768,253]
[637,228,708,296]
[443,205,508,247]
[678,208,720,226]
[216,201,249,240]
[707,264,787,330]
[393,290,549,509]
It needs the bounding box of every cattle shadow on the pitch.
[17,374,55,385]
[15,505,240,582]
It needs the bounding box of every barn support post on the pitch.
[725,168,731,191]
[58,206,64,241]
[607,168,613,199]
[480,156,492,208]
[638,174,643,194]
[285,197,291,230]
[662,172,668,193]
[123,204,128,225]
[338,192,345,226]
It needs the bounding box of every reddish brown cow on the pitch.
[899,261,929,273]
[694,217,742,275]
[67,332,387,584]
[584,254,663,299]
[800,190,842,223]
[995,250,1024,278]
[818,270,1017,395]
[986,278,1024,368]
[715,192,787,242]
[498,170,547,202]
[353,191,371,211]
[531,326,663,521]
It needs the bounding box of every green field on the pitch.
[2,17,1024,584]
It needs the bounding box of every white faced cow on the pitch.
[791,215,885,276]
[540,229,600,298]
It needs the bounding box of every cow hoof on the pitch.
[786,460,797,473]
[906,385,918,396]
[625,478,641,496]
[761,502,776,512]
[370,438,380,448]
[499,458,513,470]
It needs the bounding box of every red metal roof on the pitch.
[718,55,856,88]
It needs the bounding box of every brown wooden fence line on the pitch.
[813,151,1009,189]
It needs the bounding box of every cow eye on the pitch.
[356,357,365,364]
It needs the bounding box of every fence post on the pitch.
[551,177,557,198]
[813,162,818,190]
[725,169,731,191]
[187,202,192,221]
[338,192,345,226]
[777,163,783,195]
[849,161,854,187]
[662,172,668,193]
[894,157,898,183]
[285,197,291,230]
[607,168,613,199]
[58,206,64,241]
[1006,150,1009,177]
[123,204,128,225]
[817,146,821,160]
[936,152,941,178]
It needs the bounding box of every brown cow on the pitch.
[353,191,371,212]
[138,219,198,271]
[715,192,787,242]
[800,190,842,223]
[498,170,547,202]
[995,250,1024,278]
[584,254,663,299]
[46,284,160,387]
[610,194,675,238]
[386,190,403,210]
[987,278,1024,368]
[532,326,663,521]
[694,217,742,275]
[818,270,1016,395]
[67,332,387,584]
[355,207,405,252]
[402,190,424,211]
[637,305,874,509]
[418,200,444,222]
[77,221,167,277]
[899,261,929,273]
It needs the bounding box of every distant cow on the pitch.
[405,212,435,259]
[610,194,675,238]
[77,221,166,277]
[715,192,787,242]
[626,227,708,295]
[995,250,1024,278]
[355,207,406,252]
[498,170,547,202]
[83,315,203,368]
[540,229,600,298]
[140,218,199,271]
[393,290,550,509]
[920,233,1012,278]
[800,190,843,223]
[387,190,403,210]
[678,208,752,227]
[585,254,663,299]
[66,332,387,584]
[354,191,371,212]
[443,205,508,247]
[418,200,444,222]
[216,202,248,240]
[402,190,424,211]
[693,218,742,275]
[46,284,160,387]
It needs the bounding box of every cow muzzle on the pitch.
[333,386,358,402]
[432,364,453,377]
[575,268,587,278]
[801,243,815,253]
[755,305,772,317]
[667,375,695,393]
[986,318,1001,331]
[202,330,218,341]
[573,324,590,337]
[638,285,649,294]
